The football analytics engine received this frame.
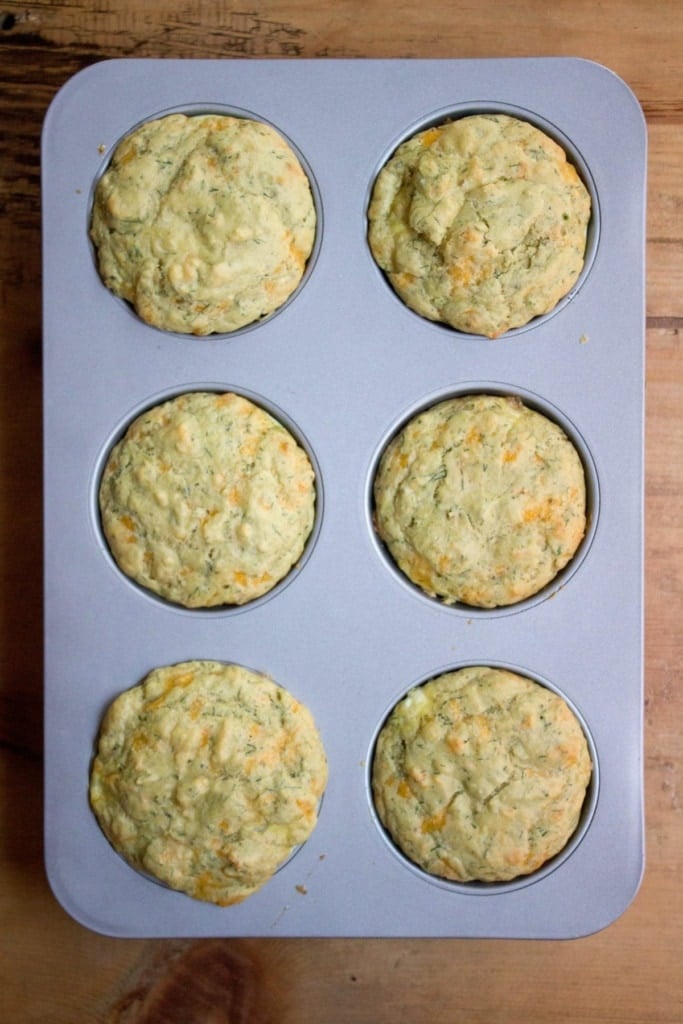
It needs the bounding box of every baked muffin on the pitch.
[367,113,591,337]
[99,391,316,607]
[89,660,328,906]
[90,112,316,334]
[373,393,586,607]
[372,666,592,883]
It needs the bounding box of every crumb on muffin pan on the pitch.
[43,58,645,939]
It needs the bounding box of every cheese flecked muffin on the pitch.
[367,113,591,337]
[99,391,316,607]
[89,660,328,905]
[90,112,316,334]
[372,666,592,883]
[373,394,586,607]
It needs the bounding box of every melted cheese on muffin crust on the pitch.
[367,113,591,338]
[373,394,586,608]
[90,113,316,334]
[372,666,592,883]
[89,660,328,906]
[99,391,316,607]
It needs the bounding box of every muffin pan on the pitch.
[42,57,646,938]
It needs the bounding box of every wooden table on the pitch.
[1,2,681,1019]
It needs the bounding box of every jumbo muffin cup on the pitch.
[367,662,599,895]
[367,382,600,617]
[89,659,329,906]
[365,102,600,339]
[43,58,645,939]
[91,383,324,613]
[87,103,323,338]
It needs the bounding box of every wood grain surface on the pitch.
[1,2,681,1020]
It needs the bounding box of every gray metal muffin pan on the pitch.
[42,57,646,938]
